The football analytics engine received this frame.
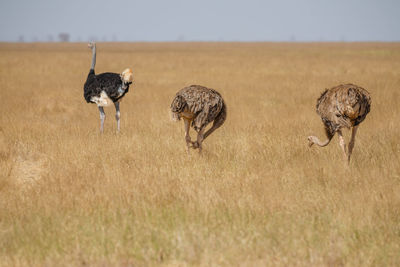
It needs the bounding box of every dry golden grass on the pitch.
[0,42,400,266]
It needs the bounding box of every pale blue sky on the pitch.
[0,0,399,42]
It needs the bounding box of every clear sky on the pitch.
[0,0,399,42]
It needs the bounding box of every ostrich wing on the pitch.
[316,84,371,130]
[186,88,224,131]
[84,72,128,103]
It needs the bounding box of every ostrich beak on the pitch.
[307,137,314,147]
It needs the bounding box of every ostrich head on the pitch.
[307,135,333,147]
[88,42,95,49]
[307,136,316,147]
[121,68,133,84]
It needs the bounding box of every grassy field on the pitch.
[0,42,399,266]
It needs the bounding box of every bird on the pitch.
[170,85,227,153]
[308,84,371,163]
[83,42,133,133]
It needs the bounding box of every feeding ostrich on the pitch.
[171,85,227,153]
[308,84,371,163]
[83,42,133,133]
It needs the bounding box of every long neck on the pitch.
[90,44,96,70]
[311,136,332,147]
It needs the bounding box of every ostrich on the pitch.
[83,42,133,133]
[171,85,227,153]
[308,84,371,163]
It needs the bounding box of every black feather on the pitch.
[84,71,130,103]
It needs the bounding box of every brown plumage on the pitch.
[171,85,227,153]
[308,84,371,163]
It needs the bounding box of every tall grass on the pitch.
[0,42,399,266]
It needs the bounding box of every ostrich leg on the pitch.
[194,128,205,153]
[337,130,348,161]
[347,125,359,163]
[114,102,121,132]
[183,118,192,154]
[99,106,105,133]
[204,115,224,141]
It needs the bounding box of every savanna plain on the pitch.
[0,42,400,266]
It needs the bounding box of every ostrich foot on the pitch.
[191,141,199,149]
[191,141,202,153]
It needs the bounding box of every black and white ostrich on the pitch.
[83,42,133,133]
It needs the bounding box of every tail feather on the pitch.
[170,111,181,121]
[170,94,186,121]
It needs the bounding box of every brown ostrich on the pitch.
[171,85,227,153]
[308,84,371,163]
